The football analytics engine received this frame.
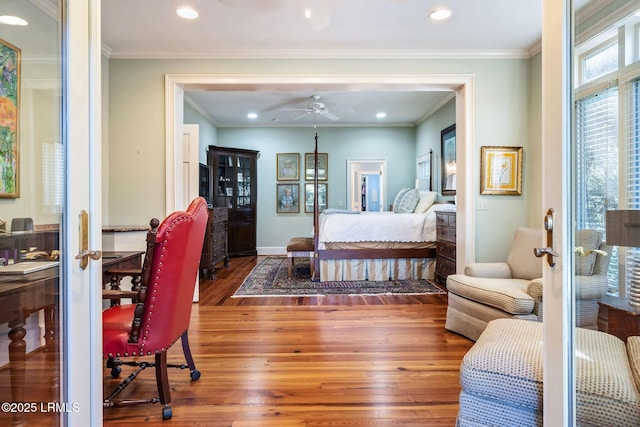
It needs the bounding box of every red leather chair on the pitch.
[102,197,208,420]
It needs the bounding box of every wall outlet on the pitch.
[477,199,488,210]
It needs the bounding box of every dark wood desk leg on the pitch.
[109,273,123,306]
[8,319,26,427]
[44,304,60,398]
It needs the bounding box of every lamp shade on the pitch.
[606,210,640,247]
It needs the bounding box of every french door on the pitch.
[0,1,102,426]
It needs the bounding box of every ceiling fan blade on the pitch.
[293,111,312,120]
[321,111,340,121]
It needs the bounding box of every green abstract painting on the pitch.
[0,39,19,198]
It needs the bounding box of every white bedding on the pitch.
[318,203,454,249]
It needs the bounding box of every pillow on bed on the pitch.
[396,188,420,213]
[414,191,438,214]
[392,188,411,212]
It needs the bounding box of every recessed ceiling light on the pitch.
[429,8,452,21]
[247,113,258,119]
[304,9,312,19]
[176,6,198,20]
[376,112,387,119]
[0,15,28,26]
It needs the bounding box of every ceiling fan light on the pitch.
[0,15,28,26]
[176,6,199,20]
[429,8,452,21]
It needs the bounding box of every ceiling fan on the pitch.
[282,95,340,121]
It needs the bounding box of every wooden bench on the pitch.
[286,237,314,279]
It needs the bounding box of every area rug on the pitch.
[232,256,446,297]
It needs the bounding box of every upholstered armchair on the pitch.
[102,197,208,420]
[445,228,610,341]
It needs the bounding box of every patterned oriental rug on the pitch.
[232,256,446,297]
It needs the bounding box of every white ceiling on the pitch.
[100,0,545,127]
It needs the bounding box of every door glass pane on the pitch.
[0,1,63,426]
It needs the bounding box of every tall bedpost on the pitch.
[312,131,320,281]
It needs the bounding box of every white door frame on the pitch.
[164,74,476,272]
[347,159,386,212]
[65,0,103,425]
[542,0,573,424]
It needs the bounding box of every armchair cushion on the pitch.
[576,229,602,276]
[506,228,543,280]
[464,262,512,278]
[447,274,535,315]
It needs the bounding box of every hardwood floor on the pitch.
[1,256,474,426]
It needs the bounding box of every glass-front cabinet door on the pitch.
[208,146,258,257]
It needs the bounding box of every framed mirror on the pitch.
[441,124,456,195]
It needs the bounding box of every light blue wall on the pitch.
[216,126,416,249]
[106,57,537,260]
[184,102,218,161]
[416,97,456,201]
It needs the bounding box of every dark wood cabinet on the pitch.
[207,146,258,257]
[598,294,640,342]
[200,207,229,279]
[435,211,456,287]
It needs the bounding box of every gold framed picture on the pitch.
[304,152,328,181]
[0,38,20,198]
[277,183,300,213]
[305,182,327,213]
[480,146,523,196]
[276,153,300,181]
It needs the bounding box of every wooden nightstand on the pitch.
[599,294,640,342]
[435,211,456,287]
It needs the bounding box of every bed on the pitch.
[309,137,452,281]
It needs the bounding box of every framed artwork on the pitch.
[277,183,300,213]
[480,146,523,196]
[276,153,300,181]
[441,124,456,196]
[0,39,20,198]
[305,182,328,213]
[304,152,328,181]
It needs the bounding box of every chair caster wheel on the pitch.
[190,369,201,381]
[110,366,121,378]
[162,405,172,420]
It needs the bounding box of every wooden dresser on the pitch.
[435,210,456,287]
[200,206,229,280]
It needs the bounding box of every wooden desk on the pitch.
[0,251,143,425]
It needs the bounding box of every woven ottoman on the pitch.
[458,318,640,426]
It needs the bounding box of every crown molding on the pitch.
[105,47,533,60]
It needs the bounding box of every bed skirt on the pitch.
[319,258,435,282]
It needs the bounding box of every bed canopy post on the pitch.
[312,131,320,281]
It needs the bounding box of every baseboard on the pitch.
[258,247,286,256]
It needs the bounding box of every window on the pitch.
[42,141,64,213]
[582,42,618,84]
[575,87,619,292]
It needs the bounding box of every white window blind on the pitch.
[42,141,64,214]
[624,77,640,296]
[575,86,619,293]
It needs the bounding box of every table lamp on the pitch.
[606,210,640,306]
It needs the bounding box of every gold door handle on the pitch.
[533,208,557,267]
[76,210,102,269]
